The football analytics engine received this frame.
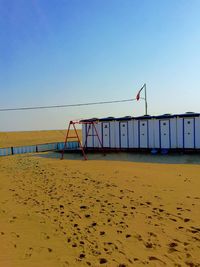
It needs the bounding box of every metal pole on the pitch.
[144,83,148,115]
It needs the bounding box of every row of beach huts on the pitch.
[81,113,200,151]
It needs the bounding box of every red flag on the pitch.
[136,85,144,101]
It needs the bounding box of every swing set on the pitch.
[61,120,103,160]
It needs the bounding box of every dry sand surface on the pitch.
[0,154,200,267]
[0,130,81,148]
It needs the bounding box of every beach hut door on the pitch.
[120,122,128,148]
[86,124,94,148]
[102,122,110,147]
[184,118,195,148]
[160,120,170,149]
[139,120,148,148]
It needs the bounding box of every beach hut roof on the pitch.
[80,118,99,123]
[176,112,200,118]
[116,116,133,121]
[99,117,116,122]
[155,114,176,119]
[134,115,153,120]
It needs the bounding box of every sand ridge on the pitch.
[0,154,200,266]
[0,130,81,148]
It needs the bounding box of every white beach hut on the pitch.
[81,112,200,152]
[153,114,177,149]
[116,116,132,148]
[80,118,99,148]
[176,113,200,149]
[135,115,153,149]
[99,117,116,148]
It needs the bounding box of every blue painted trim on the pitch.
[183,119,185,149]
[92,124,94,148]
[194,118,196,148]
[138,121,140,148]
[0,141,79,157]
[118,122,120,148]
[102,122,104,147]
[169,119,171,149]
[109,122,111,148]
[83,124,88,147]
[119,122,121,148]
[85,124,88,148]
[127,121,129,148]
[159,120,161,149]
[147,120,149,148]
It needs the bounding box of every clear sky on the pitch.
[1,0,200,131]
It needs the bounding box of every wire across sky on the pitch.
[0,97,143,112]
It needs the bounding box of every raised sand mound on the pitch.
[0,130,81,148]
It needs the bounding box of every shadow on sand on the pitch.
[35,150,200,164]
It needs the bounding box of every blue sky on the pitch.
[0,0,200,131]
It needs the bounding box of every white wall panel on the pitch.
[195,117,200,148]
[160,120,170,149]
[184,118,195,148]
[110,121,116,148]
[93,123,102,148]
[177,118,183,148]
[133,120,139,148]
[170,118,177,149]
[82,124,87,147]
[153,120,160,148]
[139,120,148,148]
[120,121,128,148]
[115,121,120,148]
[148,120,154,148]
[102,122,110,147]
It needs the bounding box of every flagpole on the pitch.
[144,83,148,115]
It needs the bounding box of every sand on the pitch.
[0,130,81,148]
[0,153,200,267]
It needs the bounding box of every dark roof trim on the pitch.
[176,113,200,118]
[81,112,200,122]
[134,115,153,120]
[80,118,99,123]
[155,114,176,119]
[115,116,133,121]
[98,117,116,122]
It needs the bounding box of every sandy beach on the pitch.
[0,152,200,267]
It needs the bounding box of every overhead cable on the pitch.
[0,97,140,112]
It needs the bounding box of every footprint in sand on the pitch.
[145,242,153,248]
[79,253,85,259]
[168,242,178,253]
[99,258,108,264]
[100,231,105,236]
[148,256,166,264]
[24,247,33,259]
[126,234,131,238]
